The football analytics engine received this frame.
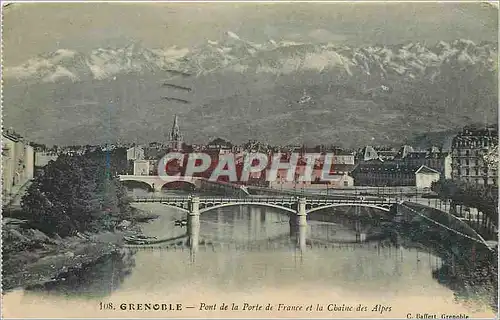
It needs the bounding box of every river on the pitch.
[2,188,497,318]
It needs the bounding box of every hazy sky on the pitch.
[3,2,498,66]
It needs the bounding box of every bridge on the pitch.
[118,175,199,192]
[130,195,398,253]
[132,196,395,215]
[118,175,250,195]
[130,195,496,254]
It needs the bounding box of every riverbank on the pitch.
[130,202,188,239]
[394,221,498,312]
[2,201,201,292]
[2,208,159,292]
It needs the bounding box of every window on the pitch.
[465,159,469,166]
[466,169,470,176]
[343,181,348,187]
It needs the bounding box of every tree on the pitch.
[21,152,133,237]
[432,179,498,226]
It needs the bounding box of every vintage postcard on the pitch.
[1,1,498,319]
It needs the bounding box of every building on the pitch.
[144,147,166,161]
[166,115,183,151]
[375,147,398,161]
[318,152,356,175]
[405,149,452,179]
[394,145,415,159]
[351,160,421,187]
[126,146,145,161]
[206,138,233,155]
[267,166,355,190]
[451,125,498,186]
[415,165,441,189]
[2,131,35,200]
[24,143,34,182]
[333,150,355,165]
[2,133,17,196]
[311,170,354,188]
[357,146,380,162]
[34,151,58,176]
[351,161,441,188]
[330,163,356,175]
[35,152,59,167]
[351,144,451,187]
[133,160,151,176]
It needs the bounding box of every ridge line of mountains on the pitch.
[4,32,498,148]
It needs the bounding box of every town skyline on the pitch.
[9,118,484,153]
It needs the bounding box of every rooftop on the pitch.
[2,132,20,143]
[352,160,423,174]
[415,165,440,175]
[207,138,233,148]
[460,124,498,137]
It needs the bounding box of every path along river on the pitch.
[2,188,497,318]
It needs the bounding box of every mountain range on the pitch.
[3,32,498,148]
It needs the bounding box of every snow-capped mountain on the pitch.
[3,32,498,147]
[4,44,191,82]
[5,32,496,83]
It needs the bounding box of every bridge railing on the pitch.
[132,196,298,202]
[131,196,396,205]
[308,198,394,204]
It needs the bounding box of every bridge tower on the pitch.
[188,196,200,254]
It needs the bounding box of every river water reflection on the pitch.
[3,188,496,318]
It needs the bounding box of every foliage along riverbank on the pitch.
[395,215,498,312]
[2,150,157,292]
[431,179,498,226]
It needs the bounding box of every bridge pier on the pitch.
[188,196,201,255]
[354,219,366,243]
[289,218,297,238]
[152,183,163,193]
[296,198,307,252]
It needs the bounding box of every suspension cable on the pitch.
[399,203,494,251]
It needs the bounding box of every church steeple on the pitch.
[170,115,181,140]
[168,115,183,151]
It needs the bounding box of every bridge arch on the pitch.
[199,202,296,215]
[159,180,197,191]
[306,203,391,215]
[158,204,190,213]
[120,179,154,192]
